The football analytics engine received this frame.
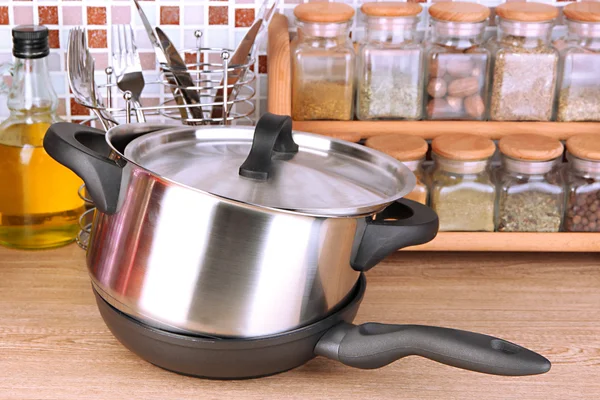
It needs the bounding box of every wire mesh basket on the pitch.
[73,29,257,249]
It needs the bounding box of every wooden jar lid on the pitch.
[499,134,564,161]
[361,2,422,18]
[495,2,558,22]
[432,133,495,161]
[428,2,490,23]
[294,2,355,23]
[564,2,600,23]
[566,134,600,160]
[365,134,428,161]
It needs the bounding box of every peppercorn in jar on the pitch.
[496,134,565,232]
[564,134,600,232]
[488,2,559,121]
[556,2,600,122]
[429,134,496,231]
[423,2,491,121]
[356,2,424,121]
[291,2,356,121]
[365,134,429,204]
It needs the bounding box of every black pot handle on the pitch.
[315,322,551,376]
[43,122,123,214]
[238,112,299,180]
[351,198,439,272]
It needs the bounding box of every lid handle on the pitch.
[239,112,299,180]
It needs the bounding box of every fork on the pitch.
[111,24,146,123]
[67,27,117,130]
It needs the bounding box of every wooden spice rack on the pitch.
[267,13,600,252]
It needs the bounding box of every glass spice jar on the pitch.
[356,2,424,121]
[496,134,565,232]
[564,134,600,232]
[291,2,356,121]
[556,2,600,122]
[429,134,496,231]
[488,2,560,121]
[423,2,491,121]
[365,134,429,204]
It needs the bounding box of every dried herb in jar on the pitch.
[431,177,495,232]
[497,191,563,232]
[358,72,422,120]
[565,189,600,232]
[490,37,558,121]
[557,86,600,122]
[292,80,353,121]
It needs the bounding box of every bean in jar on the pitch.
[424,2,491,120]
[291,2,356,121]
[556,2,600,122]
[564,134,600,232]
[496,134,565,232]
[488,3,560,121]
[429,134,496,231]
[365,134,429,205]
[356,2,424,121]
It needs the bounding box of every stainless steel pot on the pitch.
[43,113,438,338]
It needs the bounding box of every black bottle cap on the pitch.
[13,25,50,59]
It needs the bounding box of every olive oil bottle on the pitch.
[0,26,85,249]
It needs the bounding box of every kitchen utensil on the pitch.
[153,27,204,123]
[43,112,437,338]
[95,274,551,379]
[67,27,117,130]
[209,0,277,121]
[131,0,203,123]
[111,24,146,123]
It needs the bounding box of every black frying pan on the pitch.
[94,274,551,379]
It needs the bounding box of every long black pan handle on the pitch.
[43,122,123,214]
[351,199,439,272]
[315,322,551,376]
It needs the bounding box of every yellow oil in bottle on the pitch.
[0,120,85,249]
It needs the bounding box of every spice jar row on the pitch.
[366,133,600,233]
[291,1,600,122]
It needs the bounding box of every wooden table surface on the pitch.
[1,245,598,400]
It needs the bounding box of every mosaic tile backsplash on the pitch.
[0,0,588,124]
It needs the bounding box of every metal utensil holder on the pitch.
[74,30,257,249]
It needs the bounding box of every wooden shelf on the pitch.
[402,232,598,252]
[266,13,600,252]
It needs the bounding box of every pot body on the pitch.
[87,162,361,338]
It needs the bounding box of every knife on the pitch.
[209,0,278,122]
[132,0,203,123]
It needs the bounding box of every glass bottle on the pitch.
[564,134,600,232]
[423,2,491,120]
[429,134,496,231]
[291,2,355,121]
[365,134,429,204]
[356,2,423,121]
[488,2,559,121]
[496,134,565,232]
[556,2,600,122]
[0,25,85,249]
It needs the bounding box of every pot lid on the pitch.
[118,114,415,217]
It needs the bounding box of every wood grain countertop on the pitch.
[1,245,598,399]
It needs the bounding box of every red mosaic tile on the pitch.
[235,8,254,28]
[70,98,90,116]
[39,6,58,25]
[57,98,66,116]
[184,52,204,70]
[209,6,228,25]
[0,7,8,25]
[160,6,180,25]
[87,7,106,25]
[258,55,267,74]
[48,30,59,48]
[87,29,107,48]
